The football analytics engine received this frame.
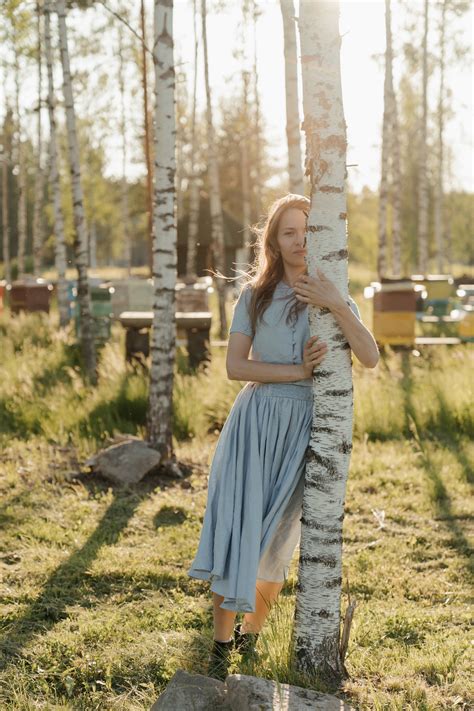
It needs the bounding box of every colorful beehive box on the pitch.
[73,283,114,343]
[110,278,153,318]
[9,279,54,314]
[459,306,474,341]
[371,278,418,346]
[175,281,213,312]
[0,280,6,313]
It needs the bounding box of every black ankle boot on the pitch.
[234,623,259,659]
[208,638,234,681]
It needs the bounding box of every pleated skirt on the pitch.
[187,381,313,613]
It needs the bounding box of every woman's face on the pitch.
[275,208,307,269]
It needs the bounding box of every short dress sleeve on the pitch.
[229,285,253,338]
[348,296,362,321]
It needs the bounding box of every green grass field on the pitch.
[0,284,472,710]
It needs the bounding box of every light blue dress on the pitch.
[187,280,361,612]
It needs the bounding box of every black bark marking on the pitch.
[313,426,336,435]
[325,576,342,589]
[322,248,348,262]
[324,387,353,397]
[313,369,332,379]
[307,450,338,476]
[300,554,337,567]
[338,439,352,454]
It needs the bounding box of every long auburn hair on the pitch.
[232,193,311,338]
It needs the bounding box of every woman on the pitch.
[187,194,379,679]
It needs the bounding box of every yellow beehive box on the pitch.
[373,311,416,345]
[459,309,474,339]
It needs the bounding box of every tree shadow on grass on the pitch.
[401,352,473,576]
[0,489,139,671]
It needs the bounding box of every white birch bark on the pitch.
[146,0,177,458]
[385,0,402,276]
[251,0,262,222]
[14,52,27,279]
[140,0,153,274]
[118,23,131,275]
[294,0,353,682]
[280,0,304,195]
[56,0,96,380]
[185,0,200,278]
[240,69,252,264]
[434,0,446,273]
[201,0,227,338]
[417,0,429,273]
[44,0,68,327]
[2,109,12,284]
[33,1,44,277]
[377,0,392,279]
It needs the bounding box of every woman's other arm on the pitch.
[226,332,326,383]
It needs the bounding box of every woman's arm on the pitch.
[294,268,380,369]
[226,332,326,383]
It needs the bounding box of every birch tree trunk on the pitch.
[251,0,262,222]
[434,0,446,274]
[33,1,44,277]
[385,0,402,277]
[118,23,131,275]
[280,0,304,195]
[2,109,12,284]
[14,52,27,279]
[240,69,252,262]
[146,0,177,461]
[294,0,353,683]
[185,0,200,278]
[201,0,227,339]
[56,0,96,381]
[44,0,68,327]
[389,84,402,275]
[140,0,153,275]
[417,0,429,274]
[377,0,392,279]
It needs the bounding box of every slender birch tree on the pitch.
[417,0,429,273]
[140,0,153,274]
[185,0,200,278]
[240,69,252,263]
[251,0,262,221]
[146,0,178,464]
[33,1,44,276]
[118,22,131,275]
[2,109,13,284]
[434,0,446,273]
[280,0,304,195]
[377,0,397,278]
[56,0,96,381]
[385,0,402,276]
[14,51,27,278]
[294,0,354,682]
[44,0,68,326]
[201,0,227,338]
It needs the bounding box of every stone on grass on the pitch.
[225,673,354,710]
[150,670,355,710]
[150,670,226,710]
[85,438,162,485]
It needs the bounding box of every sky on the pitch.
[1,0,472,195]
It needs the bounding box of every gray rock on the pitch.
[224,673,354,711]
[85,438,162,485]
[150,670,354,711]
[150,670,226,710]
